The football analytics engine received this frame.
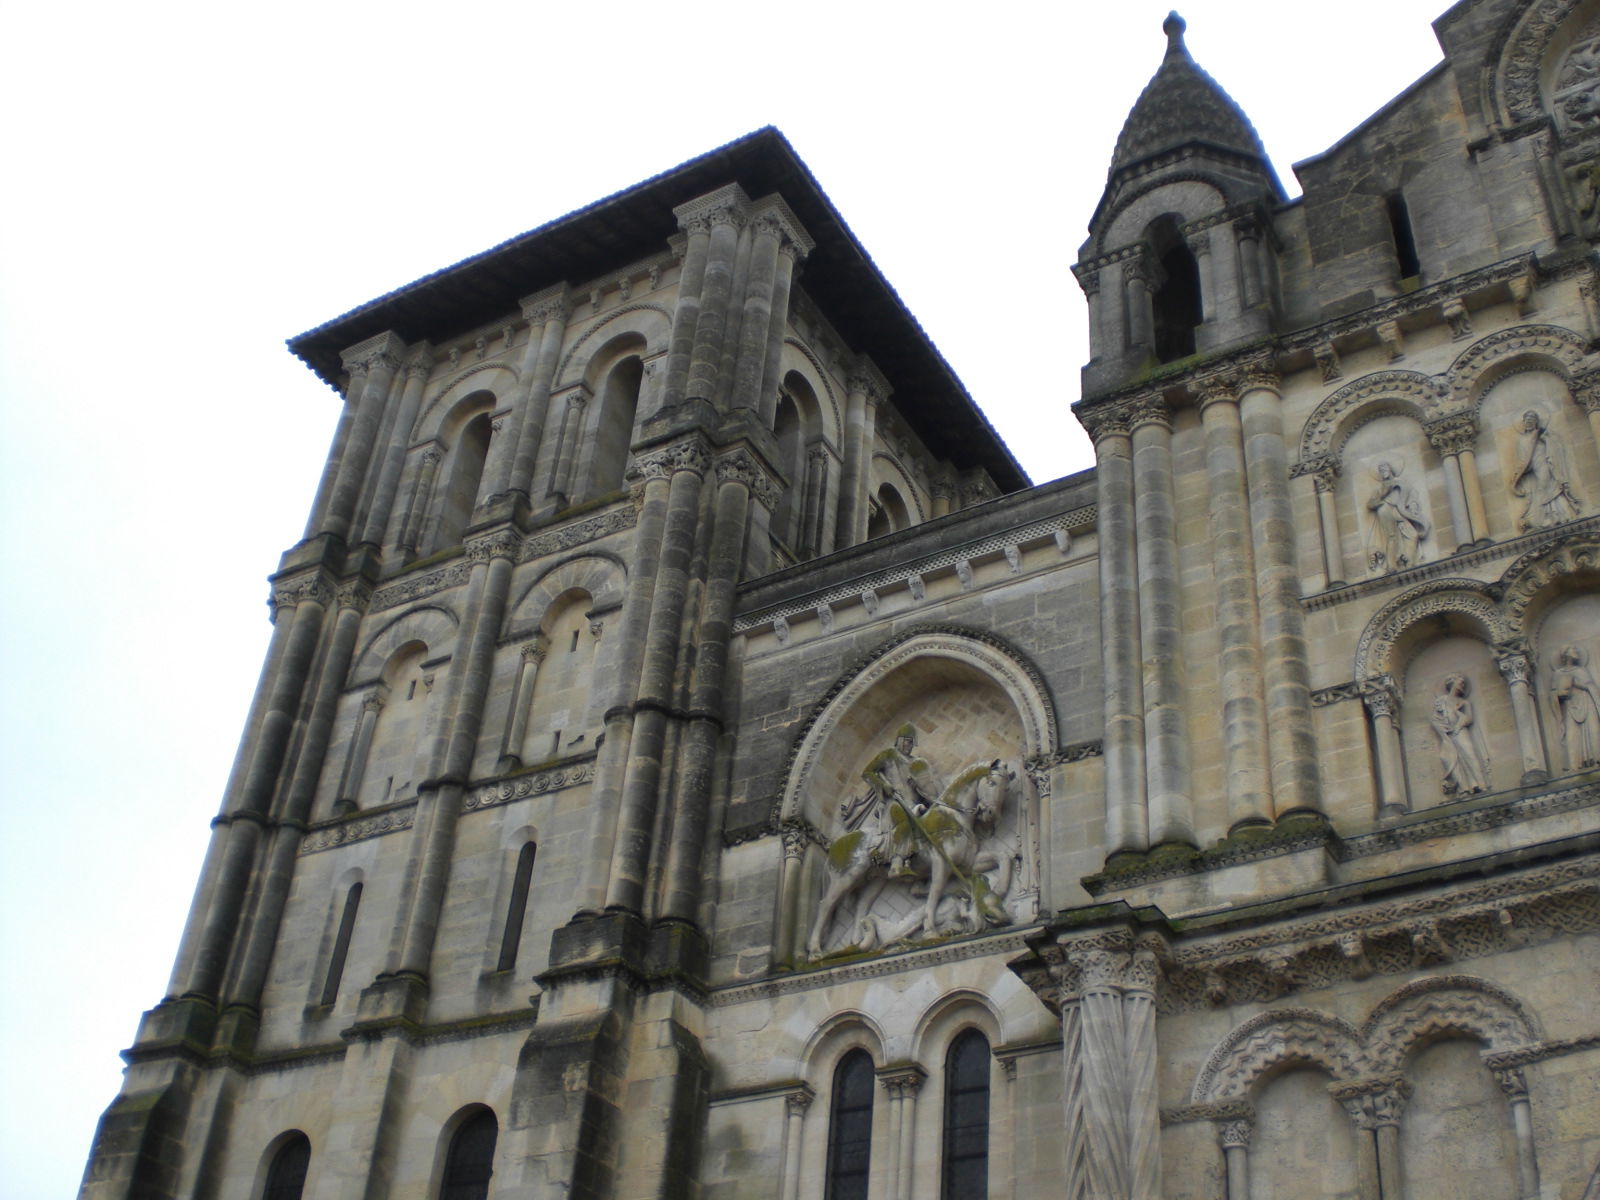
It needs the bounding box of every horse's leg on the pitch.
[808,857,868,955]
[920,852,949,937]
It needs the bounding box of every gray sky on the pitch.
[0,1,1447,1194]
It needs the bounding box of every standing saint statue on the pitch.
[1367,459,1430,574]
[1512,409,1581,530]
[1550,644,1600,772]
[1430,673,1492,796]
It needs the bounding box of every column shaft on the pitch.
[1366,692,1409,817]
[499,644,545,768]
[359,356,431,548]
[1240,374,1322,815]
[1199,390,1272,829]
[1459,448,1490,542]
[397,448,442,557]
[1094,421,1147,853]
[1313,473,1344,587]
[686,213,743,402]
[1497,651,1549,784]
[606,461,704,912]
[661,226,712,410]
[304,375,363,539]
[1441,453,1473,551]
[1131,404,1193,845]
[728,221,780,412]
[324,347,401,542]
[505,303,572,501]
[399,547,516,976]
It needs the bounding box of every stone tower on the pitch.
[83,3,1600,1197]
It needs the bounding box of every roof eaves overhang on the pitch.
[286,126,1029,493]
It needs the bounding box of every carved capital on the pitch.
[1362,676,1399,720]
[784,1087,815,1117]
[520,640,547,666]
[1424,412,1478,456]
[1195,375,1238,411]
[1571,367,1600,412]
[270,574,333,614]
[519,283,573,326]
[1495,648,1533,687]
[1235,359,1281,396]
[1493,1066,1529,1102]
[715,448,781,510]
[780,820,809,861]
[335,579,372,611]
[465,530,521,563]
[405,353,434,380]
[846,356,892,404]
[1079,406,1132,443]
[1126,395,1172,431]
[1217,1118,1253,1150]
[421,447,445,468]
[632,439,710,481]
[361,690,385,714]
[877,1065,926,1099]
[1335,1078,1410,1129]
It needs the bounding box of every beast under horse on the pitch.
[806,759,1015,957]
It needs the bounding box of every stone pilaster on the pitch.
[836,358,890,548]
[502,284,573,503]
[321,331,406,543]
[359,348,432,548]
[877,1064,926,1200]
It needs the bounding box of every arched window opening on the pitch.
[941,1030,990,1197]
[1148,215,1201,363]
[353,642,434,810]
[866,482,910,541]
[826,1049,875,1200]
[496,842,538,972]
[1388,192,1421,280]
[586,355,643,499]
[437,412,493,549]
[320,882,362,1007]
[523,590,598,762]
[774,393,805,550]
[263,1133,310,1200]
[440,1109,498,1200]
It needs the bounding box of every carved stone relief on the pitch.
[1510,407,1583,530]
[1430,674,1492,797]
[1549,641,1600,771]
[806,724,1028,957]
[1365,458,1431,574]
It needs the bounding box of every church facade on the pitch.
[83,1,1600,1197]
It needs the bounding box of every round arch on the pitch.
[1191,1008,1362,1103]
[348,605,460,686]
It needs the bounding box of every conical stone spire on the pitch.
[1108,12,1272,179]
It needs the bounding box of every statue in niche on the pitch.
[1430,673,1491,797]
[1366,459,1430,574]
[806,725,1018,958]
[1512,410,1581,530]
[1550,644,1600,771]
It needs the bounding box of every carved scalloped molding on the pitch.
[1495,0,1585,125]
[1353,577,1510,681]
[1192,976,1540,1102]
[1297,371,1444,461]
[462,756,596,813]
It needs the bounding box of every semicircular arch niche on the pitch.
[781,631,1052,961]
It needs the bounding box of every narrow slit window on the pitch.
[496,842,538,972]
[826,1049,874,1200]
[320,882,361,1007]
[941,1030,991,1197]
[439,1109,497,1200]
[263,1133,310,1200]
[1387,193,1421,279]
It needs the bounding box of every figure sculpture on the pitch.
[1550,644,1600,772]
[1366,459,1430,574]
[807,727,1017,957]
[1430,673,1491,797]
[1512,409,1580,530]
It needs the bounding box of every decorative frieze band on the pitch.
[300,802,417,854]
[462,755,597,812]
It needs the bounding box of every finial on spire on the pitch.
[1163,11,1188,57]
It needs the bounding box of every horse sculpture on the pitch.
[806,758,1016,957]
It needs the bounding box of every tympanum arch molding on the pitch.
[1295,325,1592,465]
[348,604,461,687]
[414,366,519,441]
[505,551,628,639]
[553,303,671,389]
[1353,578,1510,684]
[1491,0,1598,126]
[1353,530,1600,679]
[774,626,1058,825]
[1094,173,1229,258]
[1192,975,1541,1102]
[780,337,843,442]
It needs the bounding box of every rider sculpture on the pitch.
[807,726,1017,957]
